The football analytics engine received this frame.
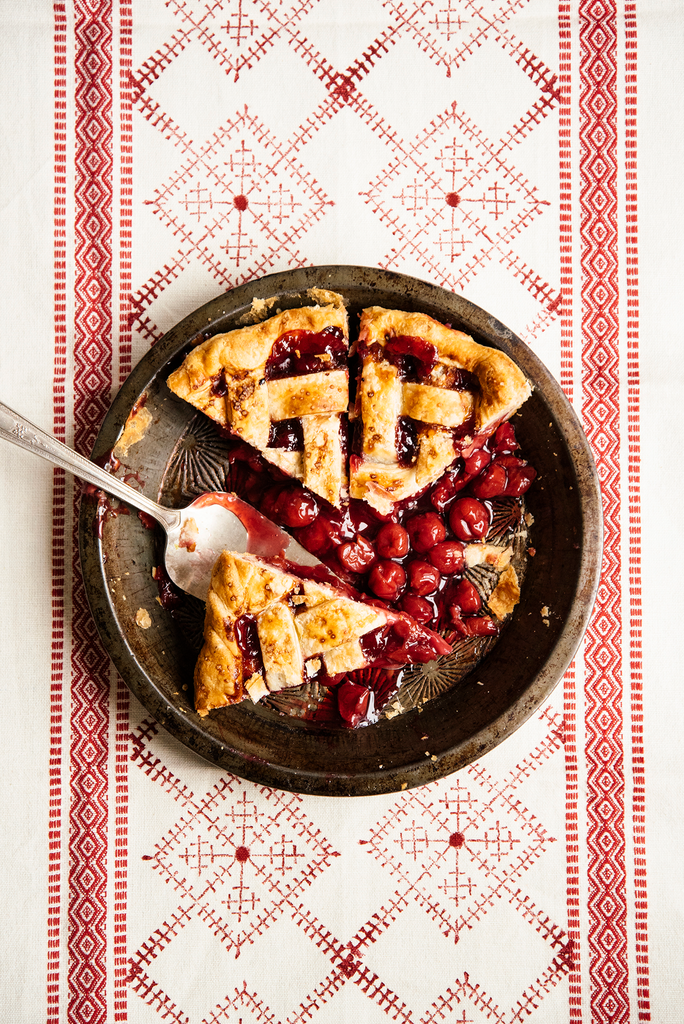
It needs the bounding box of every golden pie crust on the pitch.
[167,297,349,506]
[487,564,521,620]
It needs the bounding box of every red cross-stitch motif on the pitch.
[362,102,550,296]
[361,762,556,941]
[382,0,536,76]
[144,107,332,284]
[167,0,319,80]
[134,774,340,956]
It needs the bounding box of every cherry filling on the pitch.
[396,416,419,466]
[337,681,373,727]
[268,418,304,450]
[384,335,438,379]
[211,371,228,397]
[265,326,346,379]
[446,367,480,391]
[360,623,406,663]
[233,614,264,678]
[218,422,534,645]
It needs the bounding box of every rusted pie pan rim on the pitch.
[79,265,602,796]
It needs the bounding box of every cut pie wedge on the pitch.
[194,550,452,716]
[349,308,533,514]
[167,292,349,507]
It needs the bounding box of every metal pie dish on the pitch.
[79,265,602,796]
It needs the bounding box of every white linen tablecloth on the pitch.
[1,0,681,1020]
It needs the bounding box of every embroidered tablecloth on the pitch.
[0,1,679,1021]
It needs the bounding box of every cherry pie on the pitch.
[167,297,536,723]
[167,291,349,508]
[349,307,532,514]
[194,550,451,716]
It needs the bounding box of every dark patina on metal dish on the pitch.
[79,266,602,796]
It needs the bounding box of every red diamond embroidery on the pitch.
[145,108,332,281]
[362,102,550,291]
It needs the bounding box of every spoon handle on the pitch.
[0,399,180,530]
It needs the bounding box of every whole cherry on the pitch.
[275,487,319,527]
[375,522,410,559]
[470,463,508,500]
[451,578,482,615]
[504,465,537,496]
[337,681,371,727]
[407,559,441,595]
[449,497,491,542]
[296,517,332,556]
[337,534,375,573]
[399,593,434,623]
[493,421,518,453]
[428,540,466,575]
[406,511,447,553]
[367,560,406,601]
[463,448,491,476]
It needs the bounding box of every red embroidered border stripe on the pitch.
[624,3,650,1018]
[48,5,68,1022]
[68,2,114,1022]
[579,1,629,1022]
[558,3,582,1019]
[115,5,133,1020]
[119,1,133,386]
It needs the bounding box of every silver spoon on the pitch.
[0,399,320,600]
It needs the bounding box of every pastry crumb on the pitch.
[114,404,152,456]
[178,517,199,552]
[488,565,521,620]
[465,543,512,570]
[135,608,152,629]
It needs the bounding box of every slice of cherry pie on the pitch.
[194,550,451,716]
[349,307,533,514]
[167,291,349,508]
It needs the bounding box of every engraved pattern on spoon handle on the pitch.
[0,400,180,530]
